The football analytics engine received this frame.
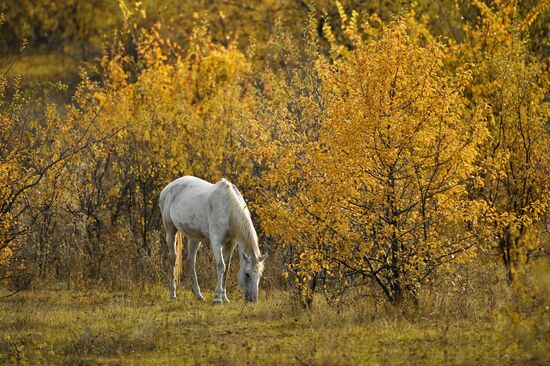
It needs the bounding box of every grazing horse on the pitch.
[159,176,267,304]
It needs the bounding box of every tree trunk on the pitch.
[500,225,523,285]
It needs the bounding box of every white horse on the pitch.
[159,176,267,304]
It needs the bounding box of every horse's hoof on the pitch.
[223,296,230,302]
[196,294,205,301]
[213,298,223,305]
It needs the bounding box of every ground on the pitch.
[0,285,538,365]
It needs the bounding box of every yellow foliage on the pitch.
[454,0,550,282]
[251,15,487,304]
[2,0,548,303]
[60,16,255,258]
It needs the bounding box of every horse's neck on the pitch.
[237,233,260,258]
[231,210,260,258]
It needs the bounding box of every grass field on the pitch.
[0,284,541,365]
[2,52,80,84]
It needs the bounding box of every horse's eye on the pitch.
[245,273,251,279]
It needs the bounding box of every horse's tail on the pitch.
[174,231,184,285]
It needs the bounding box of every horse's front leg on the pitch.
[221,241,237,302]
[210,237,226,305]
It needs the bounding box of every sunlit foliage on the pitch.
[0,1,548,310]
[251,11,489,304]
[58,6,254,278]
[454,0,550,283]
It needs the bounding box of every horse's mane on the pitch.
[220,179,261,258]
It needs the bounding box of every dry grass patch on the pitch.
[0,284,545,365]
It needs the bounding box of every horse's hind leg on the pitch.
[187,240,205,301]
[165,225,178,300]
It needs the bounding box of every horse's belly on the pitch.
[178,225,208,242]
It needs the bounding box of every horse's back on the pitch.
[160,176,222,240]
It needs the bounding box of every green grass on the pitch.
[0,286,536,365]
[2,52,80,84]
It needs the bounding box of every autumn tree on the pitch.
[52,5,256,282]
[0,68,107,287]
[456,0,550,283]
[251,13,487,304]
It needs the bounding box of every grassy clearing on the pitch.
[0,285,536,365]
[2,52,80,84]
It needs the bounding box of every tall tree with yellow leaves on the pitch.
[252,13,487,304]
[456,0,550,283]
[65,6,254,270]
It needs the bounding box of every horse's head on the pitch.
[238,252,267,303]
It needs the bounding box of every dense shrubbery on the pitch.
[0,1,548,315]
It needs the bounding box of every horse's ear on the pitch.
[259,253,268,262]
[243,253,251,263]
